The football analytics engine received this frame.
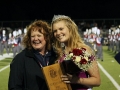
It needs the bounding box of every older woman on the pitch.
[8,20,57,90]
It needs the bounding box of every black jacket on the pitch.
[114,52,120,64]
[8,48,57,90]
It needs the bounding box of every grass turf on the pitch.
[93,46,120,90]
[0,46,120,90]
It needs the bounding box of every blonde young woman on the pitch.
[51,15,101,90]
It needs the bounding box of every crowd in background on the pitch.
[0,27,25,57]
[78,22,120,62]
[0,21,120,58]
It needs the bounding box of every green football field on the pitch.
[0,46,120,90]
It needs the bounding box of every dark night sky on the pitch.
[0,0,120,21]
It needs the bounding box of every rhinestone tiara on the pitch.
[52,15,70,22]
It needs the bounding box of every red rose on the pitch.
[80,59,87,64]
[73,49,82,56]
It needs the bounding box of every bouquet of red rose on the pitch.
[61,48,95,73]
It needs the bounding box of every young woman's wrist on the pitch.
[78,78,84,84]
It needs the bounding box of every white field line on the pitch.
[98,62,120,90]
[0,65,10,72]
[0,53,13,72]
[0,54,120,89]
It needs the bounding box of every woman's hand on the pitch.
[61,73,79,84]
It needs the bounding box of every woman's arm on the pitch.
[8,56,24,90]
[78,61,101,87]
[61,61,101,88]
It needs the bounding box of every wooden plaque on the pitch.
[42,63,72,90]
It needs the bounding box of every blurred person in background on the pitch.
[1,29,9,55]
[95,34,103,61]
[8,32,13,54]
[0,31,2,55]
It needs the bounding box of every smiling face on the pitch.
[53,21,70,44]
[30,29,46,51]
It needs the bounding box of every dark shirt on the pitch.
[33,49,51,67]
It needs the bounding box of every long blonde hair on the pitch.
[51,15,94,58]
